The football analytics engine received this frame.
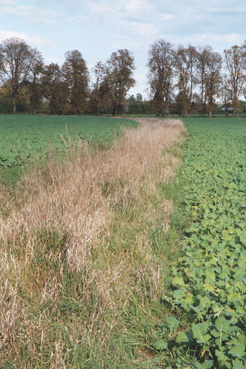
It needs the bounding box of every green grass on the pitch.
[0,114,137,184]
[0,118,186,368]
[5,116,246,367]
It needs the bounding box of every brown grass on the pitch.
[0,118,186,367]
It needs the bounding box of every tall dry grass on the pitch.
[0,118,186,367]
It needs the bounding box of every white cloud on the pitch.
[202,1,246,13]
[36,0,152,15]
[160,13,173,21]
[85,0,157,48]
[33,0,82,8]
[162,0,245,12]
[0,6,20,15]
[190,33,245,47]
[130,22,158,38]
[160,32,245,53]
[67,14,88,23]
[122,0,151,14]
[88,0,151,19]
[87,1,119,14]
[222,33,245,45]
[0,4,63,25]
[0,30,53,46]
[0,0,16,4]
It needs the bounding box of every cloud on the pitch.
[67,14,88,23]
[87,1,119,14]
[200,33,243,46]
[160,32,245,53]
[190,33,245,47]
[222,33,245,45]
[0,5,14,14]
[129,22,158,38]
[162,0,246,12]
[0,30,53,46]
[202,1,246,13]
[121,0,151,14]
[0,4,63,25]
[32,0,82,9]
[160,13,173,21]
[88,0,152,19]
[0,0,16,4]
[84,0,157,51]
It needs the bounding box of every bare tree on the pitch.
[42,63,69,114]
[105,49,135,116]
[26,49,44,113]
[221,74,232,117]
[173,45,200,116]
[243,42,246,102]
[187,45,198,104]
[205,50,222,117]
[174,46,189,117]
[224,44,246,117]
[148,39,175,116]
[0,38,37,114]
[90,61,111,115]
[196,46,213,116]
[62,50,89,114]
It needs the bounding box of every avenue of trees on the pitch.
[0,37,245,116]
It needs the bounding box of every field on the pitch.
[153,117,246,368]
[0,116,186,368]
[0,115,137,169]
[1,115,246,368]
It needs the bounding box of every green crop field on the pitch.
[0,115,137,169]
[153,117,246,368]
[3,115,246,368]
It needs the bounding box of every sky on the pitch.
[0,0,245,98]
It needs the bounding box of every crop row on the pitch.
[154,119,246,368]
[0,115,137,169]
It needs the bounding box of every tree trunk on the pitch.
[201,104,205,116]
[13,97,17,114]
[112,103,116,116]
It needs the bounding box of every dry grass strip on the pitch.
[0,118,186,366]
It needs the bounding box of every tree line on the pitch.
[148,39,246,117]
[0,38,135,116]
[0,37,245,116]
